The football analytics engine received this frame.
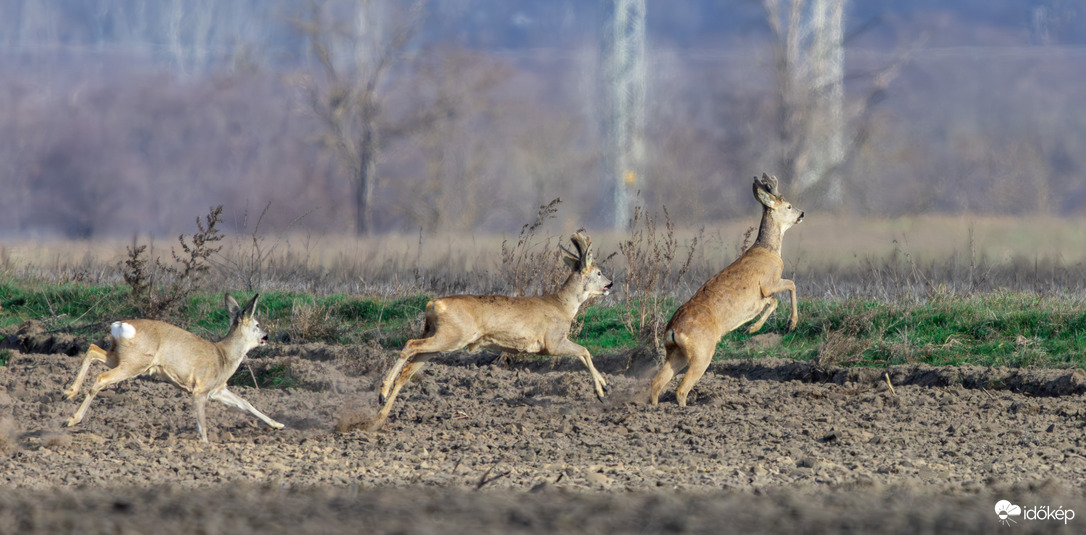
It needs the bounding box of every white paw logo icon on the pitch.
[996,500,1021,526]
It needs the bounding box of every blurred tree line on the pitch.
[0,0,1083,238]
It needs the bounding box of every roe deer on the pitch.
[63,294,284,442]
[375,231,613,426]
[649,173,804,406]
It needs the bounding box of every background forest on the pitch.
[0,0,1083,238]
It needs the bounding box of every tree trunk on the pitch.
[354,118,379,236]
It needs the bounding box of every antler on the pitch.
[755,172,779,195]
[560,230,593,269]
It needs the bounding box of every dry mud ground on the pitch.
[2,336,1086,534]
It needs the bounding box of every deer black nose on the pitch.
[798,211,805,222]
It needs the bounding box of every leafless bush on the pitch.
[122,205,225,320]
[500,198,563,297]
[618,204,697,351]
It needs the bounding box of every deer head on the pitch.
[753,172,804,235]
[225,293,268,351]
[561,231,613,299]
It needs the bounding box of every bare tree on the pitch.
[294,0,425,235]
[763,0,903,207]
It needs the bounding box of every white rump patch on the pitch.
[110,321,136,339]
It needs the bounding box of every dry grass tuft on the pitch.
[288,300,342,342]
[814,309,882,367]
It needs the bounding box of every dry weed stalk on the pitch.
[619,203,697,351]
[500,198,562,297]
[215,201,313,292]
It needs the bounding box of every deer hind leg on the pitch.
[193,392,211,443]
[674,342,714,407]
[379,329,464,404]
[210,387,285,430]
[649,342,689,405]
[375,352,438,426]
[747,298,779,334]
[63,344,110,400]
[65,357,148,427]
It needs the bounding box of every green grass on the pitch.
[2,278,1086,371]
[229,363,299,389]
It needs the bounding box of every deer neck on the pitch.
[551,271,588,319]
[752,209,786,255]
[215,329,251,367]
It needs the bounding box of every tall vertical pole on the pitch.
[601,0,646,229]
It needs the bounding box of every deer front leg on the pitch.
[758,278,799,332]
[551,338,608,401]
[211,387,285,430]
[63,344,109,400]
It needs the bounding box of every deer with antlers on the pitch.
[649,173,804,406]
[63,294,284,442]
[375,231,613,426]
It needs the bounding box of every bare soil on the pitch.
[2,333,1086,534]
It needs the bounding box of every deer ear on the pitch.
[562,253,580,270]
[243,294,260,319]
[564,245,582,271]
[225,294,241,319]
[753,179,780,208]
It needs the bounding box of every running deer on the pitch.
[649,173,804,406]
[375,231,613,426]
[63,294,284,442]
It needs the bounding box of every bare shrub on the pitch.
[122,205,225,320]
[618,203,697,351]
[500,198,563,297]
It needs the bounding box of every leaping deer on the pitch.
[649,173,804,406]
[375,231,613,426]
[63,294,284,442]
